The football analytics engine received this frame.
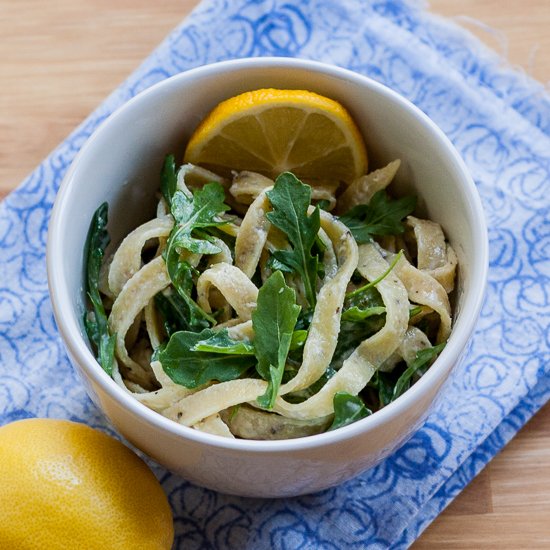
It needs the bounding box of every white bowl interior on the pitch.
[47,58,487,495]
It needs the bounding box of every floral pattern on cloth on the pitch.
[0,1,549,548]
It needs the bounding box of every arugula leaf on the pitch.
[409,305,423,318]
[266,254,294,273]
[290,329,308,351]
[316,199,331,211]
[192,329,255,355]
[164,259,214,330]
[84,313,100,348]
[331,316,385,370]
[84,203,116,376]
[252,271,301,409]
[228,404,241,422]
[329,392,372,431]
[340,190,416,243]
[160,154,177,206]
[204,226,237,255]
[344,284,383,314]
[295,308,314,331]
[369,371,396,408]
[345,250,403,301]
[159,329,255,388]
[341,306,386,322]
[154,289,196,336]
[392,343,446,401]
[167,184,229,255]
[335,253,401,365]
[284,366,336,404]
[164,182,230,329]
[266,173,321,308]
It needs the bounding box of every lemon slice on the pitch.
[183,88,368,185]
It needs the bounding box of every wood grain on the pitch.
[417,5,550,546]
[0,0,194,197]
[0,1,548,547]
[432,0,550,84]
[415,403,550,548]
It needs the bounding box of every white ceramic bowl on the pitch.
[47,57,488,498]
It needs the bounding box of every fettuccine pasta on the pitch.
[85,158,457,440]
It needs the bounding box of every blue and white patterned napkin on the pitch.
[1,1,549,547]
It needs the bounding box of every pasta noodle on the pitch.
[86,158,457,440]
[336,159,401,214]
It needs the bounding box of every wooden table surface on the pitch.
[1,1,549,547]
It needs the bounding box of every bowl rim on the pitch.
[47,56,488,453]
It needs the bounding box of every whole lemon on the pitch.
[0,418,174,550]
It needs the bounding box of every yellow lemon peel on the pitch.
[184,88,368,185]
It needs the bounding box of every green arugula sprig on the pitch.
[266,173,321,308]
[290,329,308,351]
[369,371,395,408]
[331,253,404,369]
[154,286,202,336]
[340,306,386,322]
[253,271,301,409]
[167,183,230,255]
[339,190,416,243]
[163,161,230,329]
[154,167,437,431]
[368,343,446,408]
[392,343,446,401]
[84,203,116,375]
[409,305,423,318]
[158,271,301,409]
[339,250,402,324]
[345,250,403,301]
[160,154,178,205]
[329,392,372,431]
[192,329,255,355]
[330,315,385,370]
[158,328,256,388]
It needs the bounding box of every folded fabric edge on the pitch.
[395,384,550,547]
[1,2,547,546]
[362,5,550,154]
[407,1,550,135]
